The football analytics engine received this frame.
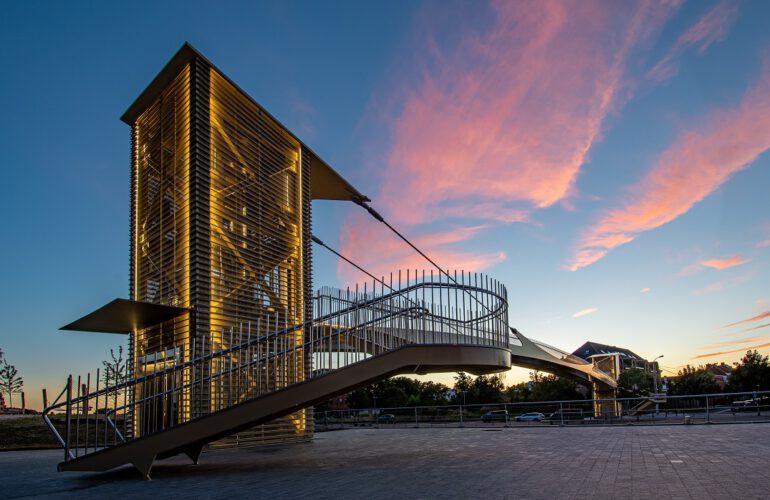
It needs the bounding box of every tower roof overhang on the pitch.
[60,299,189,334]
[120,42,368,203]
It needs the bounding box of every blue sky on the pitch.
[2,1,770,409]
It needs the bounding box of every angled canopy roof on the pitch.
[121,42,368,203]
[61,299,189,334]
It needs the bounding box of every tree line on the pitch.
[337,370,589,411]
[330,349,770,410]
[617,350,770,397]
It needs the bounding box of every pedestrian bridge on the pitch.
[45,271,614,478]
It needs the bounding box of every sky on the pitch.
[2,0,770,410]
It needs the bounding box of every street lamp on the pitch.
[652,355,664,392]
[652,355,664,415]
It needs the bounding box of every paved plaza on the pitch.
[2,424,769,499]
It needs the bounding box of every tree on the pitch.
[453,372,473,395]
[618,368,654,398]
[451,372,505,405]
[0,348,5,409]
[0,360,24,408]
[668,365,719,396]
[729,350,770,392]
[527,372,585,401]
[472,375,505,404]
[506,381,532,402]
[102,346,127,387]
[418,381,452,406]
[345,377,451,409]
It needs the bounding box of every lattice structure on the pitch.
[125,45,320,444]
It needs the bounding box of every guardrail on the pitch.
[314,390,770,430]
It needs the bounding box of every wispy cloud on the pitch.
[338,215,505,284]
[758,239,770,248]
[739,322,770,334]
[342,1,681,278]
[568,57,770,271]
[700,255,751,270]
[573,307,598,318]
[640,287,651,293]
[723,310,770,329]
[701,336,770,350]
[692,341,770,360]
[648,2,739,82]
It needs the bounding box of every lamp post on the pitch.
[652,355,664,415]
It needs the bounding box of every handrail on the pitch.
[42,375,75,460]
[44,270,510,460]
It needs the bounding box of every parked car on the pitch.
[377,413,396,424]
[481,409,509,423]
[731,397,768,412]
[515,412,545,422]
[548,409,585,424]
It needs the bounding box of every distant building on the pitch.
[705,363,732,389]
[572,341,662,416]
[572,341,653,372]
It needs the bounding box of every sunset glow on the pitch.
[3,0,770,412]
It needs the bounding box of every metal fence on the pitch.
[315,390,770,430]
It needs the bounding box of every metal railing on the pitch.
[314,390,770,430]
[43,270,509,462]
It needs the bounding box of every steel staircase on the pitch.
[44,271,511,478]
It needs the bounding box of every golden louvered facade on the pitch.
[124,44,339,445]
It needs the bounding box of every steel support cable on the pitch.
[311,234,466,337]
[350,197,497,317]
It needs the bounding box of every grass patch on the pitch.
[0,416,62,450]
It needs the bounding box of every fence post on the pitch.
[706,396,710,424]
[42,388,48,410]
[460,404,464,428]
[414,407,419,428]
[560,402,564,426]
[64,375,72,462]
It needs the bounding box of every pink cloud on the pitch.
[338,214,505,285]
[568,58,770,271]
[702,336,770,349]
[344,1,679,279]
[723,310,770,329]
[380,1,678,226]
[739,322,770,334]
[640,287,651,293]
[648,2,738,82]
[572,307,598,318]
[758,239,770,248]
[700,255,751,270]
[692,341,770,360]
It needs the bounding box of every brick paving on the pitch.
[1,424,769,499]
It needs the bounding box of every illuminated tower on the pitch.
[119,43,363,444]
